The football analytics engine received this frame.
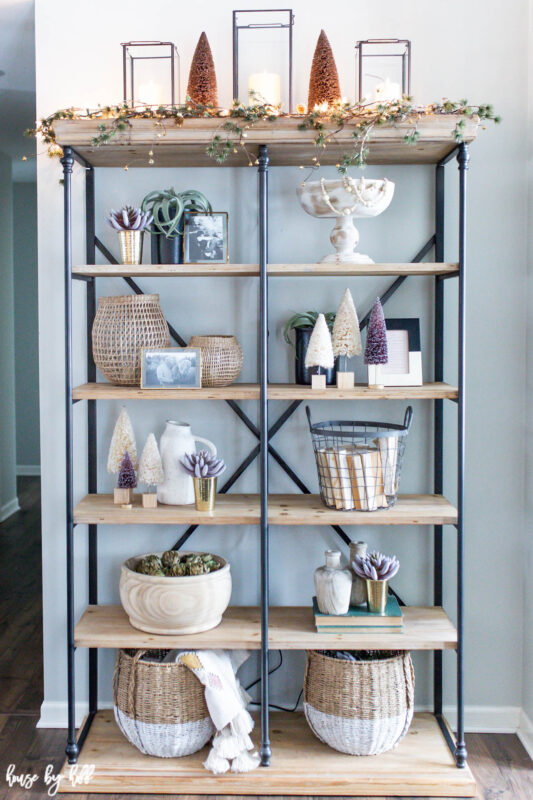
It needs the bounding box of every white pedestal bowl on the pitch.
[297,177,395,264]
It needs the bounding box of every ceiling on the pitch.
[0,0,36,181]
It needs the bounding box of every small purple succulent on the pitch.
[106,205,153,232]
[352,550,399,581]
[181,450,226,479]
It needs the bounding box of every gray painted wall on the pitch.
[0,152,18,520]
[13,182,40,470]
[35,0,529,727]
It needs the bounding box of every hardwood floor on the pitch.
[0,477,531,799]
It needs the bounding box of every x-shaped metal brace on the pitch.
[93,233,436,590]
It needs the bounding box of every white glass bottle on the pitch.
[314,550,352,615]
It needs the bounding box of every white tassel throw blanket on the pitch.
[164,649,260,774]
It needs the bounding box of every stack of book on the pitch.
[316,437,399,511]
[313,595,403,633]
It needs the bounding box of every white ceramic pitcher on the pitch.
[157,420,216,505]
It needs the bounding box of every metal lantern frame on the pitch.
[355,38,411,103]
[232,8,295,112]
[121,40,181,107]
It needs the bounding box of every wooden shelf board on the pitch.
[73,262,458,277]
[58,710,475,796]
[72,381,458,400]
[54,115,478,167]
[74,605,457,651]
[74,493,458,526]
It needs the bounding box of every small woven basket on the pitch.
[92,294,170,385]
[304,650,414,756]
[189,335,243,387]
[113,649,213,757]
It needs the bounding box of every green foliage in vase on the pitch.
[135,551,221,577]
[283,310,336,347]
[141,187,212,239]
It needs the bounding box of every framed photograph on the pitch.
[379,318,423,386]
[183,212,229,264]
[141,347,202,389]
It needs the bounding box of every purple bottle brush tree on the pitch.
[117,451,137,489]
[364,297,388,388]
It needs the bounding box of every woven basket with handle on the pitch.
[189,335,243,387]
[113,649,213,757]
[92,294,170,385]
[303,649,414,755]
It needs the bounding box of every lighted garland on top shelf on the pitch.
[28,97,499,172]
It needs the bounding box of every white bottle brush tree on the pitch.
[107,407,138,482]
[138,434,165,490]
[305,313,334,386]
[332,288,362,373]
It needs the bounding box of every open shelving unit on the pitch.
[55,116,476,795]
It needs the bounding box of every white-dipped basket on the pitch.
[303,650,414,756]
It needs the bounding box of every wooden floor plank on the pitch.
[57,710,476,796]
[73,493,458,526]
[74,605,457,651]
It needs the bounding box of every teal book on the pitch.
[313,595,403,627]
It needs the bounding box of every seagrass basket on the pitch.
[113,649,214,757]
[303,650,414,755]
[92,294,170,385]
[189,335,243,387]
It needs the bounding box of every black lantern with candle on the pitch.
[232,9,294,112]
[354,39,411,104]
[121,41,181,107]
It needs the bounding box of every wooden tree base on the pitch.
[336,371,355,389]
[114,487,133,505]
[142,493,158,508]
[311,373,327,390]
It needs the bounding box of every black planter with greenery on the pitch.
[142,188,211,265]
[284,311,337,386]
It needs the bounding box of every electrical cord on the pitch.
[245,650,303,712]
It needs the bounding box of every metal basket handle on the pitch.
[305,405,313,431]
[403,406,414,431]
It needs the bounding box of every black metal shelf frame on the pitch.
[60,141,469,770]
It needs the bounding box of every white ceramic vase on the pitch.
[297,177,395,264]
[157,421,216,505]
[349,540,368,606]
[314,550,352,615]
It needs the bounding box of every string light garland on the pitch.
[27,97,500,172]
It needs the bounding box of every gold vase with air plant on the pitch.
[352,549,400,616]
[106,205,153,266]
[180,449,226,513]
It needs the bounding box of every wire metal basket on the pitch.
[306,406,413,511]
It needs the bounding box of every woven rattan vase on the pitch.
[92,295,170,385]
[189,335,243,387]
[113,649,214,757]
[304,650,414,755]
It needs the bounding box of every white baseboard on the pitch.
[39,699,523,733]
[37,700,113,728]
[518,709,533,759]
[16,464,41,476]
[0,497,20,522]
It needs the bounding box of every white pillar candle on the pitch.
[373,77,402,103]
[248,71,281,106]
[137,80,164,107]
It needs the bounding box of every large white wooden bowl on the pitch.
[297,177,394,263]
[120,552,232,635]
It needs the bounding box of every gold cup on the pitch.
[118,230,143,265]
[193,477,217,512]
[366,579,389,614]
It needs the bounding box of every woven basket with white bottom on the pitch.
[303,650,414,756]
[113,649,214,757]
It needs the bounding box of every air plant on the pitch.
[180,450,226,479]
[106,205,153,232]
[352,550,400,582]
[283,310,336,348]
[141,188,212,239]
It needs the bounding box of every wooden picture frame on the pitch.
[378,318,422,386]
[140,347,202,389]
[183,211,229,264]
